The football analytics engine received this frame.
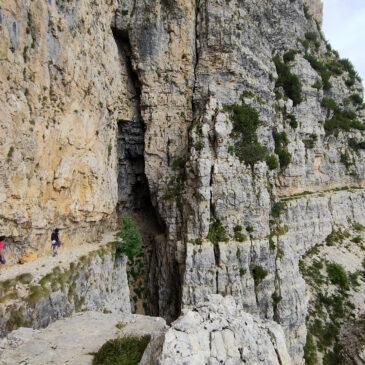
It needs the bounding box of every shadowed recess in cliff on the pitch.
[112,26,147,212]
[111,25,174,319]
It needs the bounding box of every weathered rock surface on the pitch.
[183,189,365,362]
[1,0,365,364]
[304,0,323,24]
[155,295,291,365]
[300,222,365,364]
[0,242,130,337]
[0,311,167,365]
[0,0,136,261]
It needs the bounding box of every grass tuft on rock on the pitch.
[93,335,150,365]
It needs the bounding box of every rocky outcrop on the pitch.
[154,295,291,365]
[179,0,365,362]
[0,243,130,337]
[0,311,167,365]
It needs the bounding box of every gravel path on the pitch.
[0,231,117,285]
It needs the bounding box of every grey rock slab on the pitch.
[0,311,167,365]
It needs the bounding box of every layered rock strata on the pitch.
[1,0,365,363]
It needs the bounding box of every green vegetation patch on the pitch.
[304,54,332,91]
[312,80,323,90]
[224,102,269,167]
[348,138,365,151]
[266,154,278,170]
[272,292,282,304]
[0,291,18,304]
[340,58,361,87]
[251,265,268,286]
[233,225,247,242]
[273,131,291,170]
[283,50,297,63]
[117,214,142,260]
[16,273,33,285]
[305,32,318,42]
[303,134,317,149]
[271,201,286,218]
[326,262,348,290]
[340,152,352,170]
[352,222,365,232]
[348,93,363,106]
[26,285,50,307]
[325,229,350,246]
[321,97,338,110]
[207,219,229,245]
[287,114,298,129]
[304,333,318,365]
[93,335,150,365]
[7,146,14,161]
[324,108,364,135]
[273,55,302,106]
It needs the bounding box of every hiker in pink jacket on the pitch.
[0,237,6,265]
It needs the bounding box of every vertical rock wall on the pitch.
[1,0,365,363]
[0,0,136,261]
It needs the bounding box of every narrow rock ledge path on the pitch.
[0,231,117,284]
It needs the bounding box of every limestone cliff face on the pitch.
[0,0,135,259]
[305,0,323,24]
[1,0,365,364]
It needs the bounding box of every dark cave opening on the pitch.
[112,25,172,317]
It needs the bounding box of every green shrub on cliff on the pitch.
[283,50,297,63]
[251,265,268,286]
[304,333,318,365]
[207,219,228,244]
[271,201,286,218]
[273,55,302,106]
[304,54,332,90]
[324,109,364,134]
[117,214,142,260]
[93,335,150,365]
[224,102,268,166]
[326,262,348,290]
[305,31,318,42]
[273,131,292,170]
[349,93,363,106]
[266,154,279,170]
